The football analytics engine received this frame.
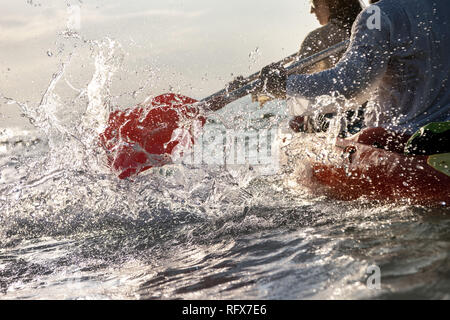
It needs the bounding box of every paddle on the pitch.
[99,40,349,179]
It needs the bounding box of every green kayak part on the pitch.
[427,153,450,177]
[404,122,450,155]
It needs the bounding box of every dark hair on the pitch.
[326,0,363,30]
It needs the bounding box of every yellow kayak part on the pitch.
[428,153,450,177]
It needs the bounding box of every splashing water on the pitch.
[1,23,449,300]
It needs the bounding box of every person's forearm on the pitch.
[286,53,387,99]
[287,7,391,101]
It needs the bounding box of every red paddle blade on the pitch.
[99,93,206,179]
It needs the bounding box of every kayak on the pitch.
[99,93,449,207]
[310,137,450,206]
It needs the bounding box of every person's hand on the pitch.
[289,116,306,132]
[288,114,333,133]
[257,63,287,99]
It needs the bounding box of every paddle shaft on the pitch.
[200,39,349,111]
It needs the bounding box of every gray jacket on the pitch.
[287,0,450,134]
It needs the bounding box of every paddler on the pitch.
[282,0,364,136]
[230,0,365,136]
[256,0,450,153]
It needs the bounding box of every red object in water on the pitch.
[311,136,450,206]
[99,93,205,179]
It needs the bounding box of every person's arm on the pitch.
[287,7,392,102]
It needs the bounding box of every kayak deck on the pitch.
[310,138,450,206]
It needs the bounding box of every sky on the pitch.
[0,0,368,130]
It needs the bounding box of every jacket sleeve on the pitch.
[286,6,392,100]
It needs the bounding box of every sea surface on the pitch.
[1,98,449,300]
[1,3,449,300]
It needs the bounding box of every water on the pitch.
[1,164,448,299]
[1,2,449,300]
[1,101,448,300]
